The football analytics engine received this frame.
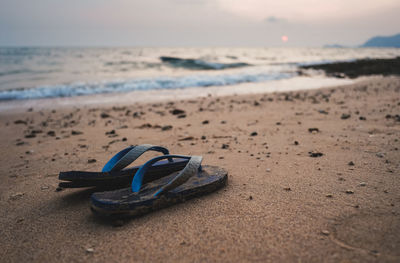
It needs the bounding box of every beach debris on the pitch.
[308,151,323,158]
[14,120,27,125]
[359,182,367,187]
[250,132,258,136]
[376,152,385,158]
[318,110,329,114]
[345,190,354,194]
[85,248,94,253]
[138,123,152,129]
[178,136,194,141]
[71,130,83,135]
[321,230,330,236]
[283,187,291,191]
[170,109,185,115]
[326,194,333,198]
[41,186,49,190]
[341,113,351,119]
[266,168,271,172]
[105,130,117,137]
[201,135,206,140]
[16,141,25,146]
[25,130,42,138]
[9,192,24,200]
[88,159,97,163]
[112,219,125,227]
[55,187,64,192]
[100,112,110,118]
[161,125,173,131]
[308,128,319,133]
[348,161,355,166]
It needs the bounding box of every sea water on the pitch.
[0,47,399,101]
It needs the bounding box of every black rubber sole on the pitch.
[91,165,228,218]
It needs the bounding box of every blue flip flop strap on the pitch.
[102,144,170,172]
[131,155,203,196]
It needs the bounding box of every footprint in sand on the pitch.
[328,212,400,260]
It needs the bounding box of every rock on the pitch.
[161,125,173,131]
[178,136,194,141]
[348,161,355,166]
[308,151,323,157]
[41,186,49,190]
[14,120,27,125]
[294,141,299,145]
[308,128,319,133]
[359,182,367,186]
[24,133,36,138]
[283,187,291,191]
[221,144,229,149]
[250,132,258,136]
[345,190,354,194]
[9,192,24,200]
[86,248,94,253]
[266,168,271,172]
[105,130,116,135]
[318,110,329,114]
[100,112,110,118]
[341,113,351,119]
[359,116,366,120]
[88,159,97,163]
[201,136,206,140]
[55,187,64,192]
[47,131,56,136]
[71,130,83,135]
[376,152,385,158]
[321,230,330,236]
[170,109,185,115]
[326,194,333,198]
[202,120,209,125]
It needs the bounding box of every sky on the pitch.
[0,0,399,47]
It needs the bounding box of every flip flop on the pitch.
[91,155,227,218]
[58,144,189,188]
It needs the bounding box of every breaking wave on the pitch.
[0,71,293,101]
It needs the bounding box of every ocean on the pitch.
[0,47,399,101]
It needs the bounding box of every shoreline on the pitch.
[0,75,355,113]
[1,75,399,262]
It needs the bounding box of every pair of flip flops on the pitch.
[59,144,228,218]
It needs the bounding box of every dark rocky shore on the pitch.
[301,56,400,78]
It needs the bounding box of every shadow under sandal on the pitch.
[91,155,228,218]
[58,144,189,188]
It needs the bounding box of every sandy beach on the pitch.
[1,76,399,262]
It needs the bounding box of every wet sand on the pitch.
[0,76,399,262]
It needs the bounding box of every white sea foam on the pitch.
[0,71,293,100]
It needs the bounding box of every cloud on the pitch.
[264,16,287,24]
[216,0,400,23]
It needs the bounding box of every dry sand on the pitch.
[0,76,399,262]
